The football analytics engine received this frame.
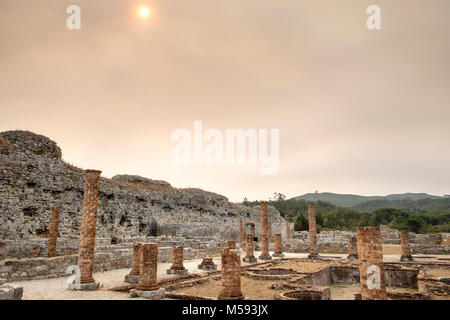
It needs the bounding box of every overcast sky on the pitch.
[1,0,449,202]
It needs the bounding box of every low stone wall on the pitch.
[0,245,215,282]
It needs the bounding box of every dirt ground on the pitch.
[274,260,330,273]
[424,268,450,278]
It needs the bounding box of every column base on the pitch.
[272,253,285,257]
[0,284,23,300]
[347,254,358,260]
[243,257,257,263]
[130,288,166,300]
[198,264,217,270]
[124,274,140,284]
[167,269,188,275]
[308,254,320,259]
[258,255,272,260]
[67,281,100,291]
[218,294,245,300]
[400,255,414,262]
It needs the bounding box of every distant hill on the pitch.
[352,197,450,212]
[291,192,443,208]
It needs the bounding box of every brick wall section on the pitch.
[77,169,101,284]
[47,207,60,257]
[218,248,244,300]
[308,203,319,257]
[129,243,142,276]
[259,202,271,259]
[348,236,358,259]
[239,220,244,246]
[356,227,387,300]
[400,231,413,261]
[136,243,159,291]
[274,233,283,255]
[244,234,255,260]
[170,246,186,271]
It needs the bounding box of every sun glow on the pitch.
[139,7,150,18]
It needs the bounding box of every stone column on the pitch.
[167,245,187,274]
[243,233,256,262]
[198,257,217,270]
[132,243,165,299]
[286,222,291,240]
[347,236,358,260]
[227,240,236,249]
[273,233,284,257]
[70,169,101,291]
[125,243,141,283]
[218,248,244,300]
[246,222,255,239]
[400,231,413,261]
[239,219,244,247]
[356,227,387,300]
[308,203,319,258]
[267,211,272,242]
[259,202,272,260]
[47,207,60,257]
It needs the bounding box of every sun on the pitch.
[139,7,151,18]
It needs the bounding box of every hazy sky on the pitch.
[1,0,449,202]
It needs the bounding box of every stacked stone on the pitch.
[267,211,272,242]
[356,227,387,300]
[243,233,257,263]
[239,220,244,247]
[198,257,217,270]
[273,233,284,257]
[308,203,319,258]
[227,240,236,249]
[347,236,358,260]
[400,231,413,262]
[125,242,141,283]
[69,169,101,291]
[218,248,244,300]
[132,243,165,299]
[286,222,291,240]
[259,202,272,260]
[167,245,187,274]
[246,222,255,239]
[47,207,60,257]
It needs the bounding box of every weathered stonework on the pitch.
[273,233,284,257]
[218,248,244,300]
[246,222,255,239]
[125,242,141,283]
[198,257,217,270]
[286,222,291,240]
[167,245,187,275]
[347,236,358,260]
[308,203,319,258]
[259,202,272,260]
[243,233,256,263]
[75,170,101,290]
[227,240,236,249]
[356,227,387,300]
[239,220,244,247]
[47,207,60,258]
[132,242,165,299]
[400,231,413,262]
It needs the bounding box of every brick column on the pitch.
[125,243,141,283]
[246,222,255,239]
[308,203,319,258]
[273,233,284,257]
[347,236,358,260]
[243,233,256,262]
[356,227,387,300]
[75,169,101,290]
[239,219,244,247]
[47,207,60,257]
[132,243,165,299]
[259,202,271,260]
[267,211,272,242]
[400,231,413,261]
[218,248,244,300]
[227,240,236,249]
[167,245,187,274]
[286,222,291,240]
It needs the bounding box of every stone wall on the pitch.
[0,130,287,244]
